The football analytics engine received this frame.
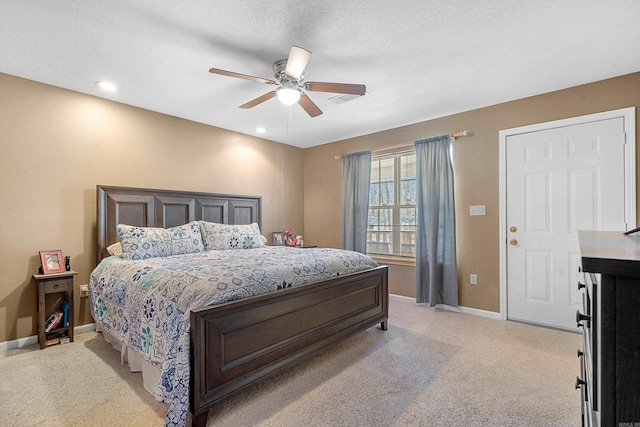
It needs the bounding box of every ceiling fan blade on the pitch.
[239,91,276,109]
[209,68,276,85]
[305,82,366,96]
[285,46,311,80]
[298,93,323,117]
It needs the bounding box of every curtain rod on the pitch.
[333,130,473,160]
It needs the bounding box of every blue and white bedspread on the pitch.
[89,246,378,427]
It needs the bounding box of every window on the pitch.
[367,150,416,258]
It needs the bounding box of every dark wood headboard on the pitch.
[96,185,262,262]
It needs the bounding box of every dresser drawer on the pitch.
[577,270,598,413]
[578,352,592,427]
[583,397,593,427]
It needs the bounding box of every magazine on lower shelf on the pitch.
[44,309,63,332]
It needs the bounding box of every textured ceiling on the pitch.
[2,1,639,148]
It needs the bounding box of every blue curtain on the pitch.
[414,135,458,306]
[342,151,372,253]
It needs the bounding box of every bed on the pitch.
[91,185,389,427]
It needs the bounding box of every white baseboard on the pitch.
[390,293,501,320]
[389,293,415,302]
[0,323,96,352]
[435,303,502,320]
[0,335,38,352]
[75,323,97,334]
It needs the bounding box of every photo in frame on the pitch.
[271,232,284,246]
[39,250,66,274]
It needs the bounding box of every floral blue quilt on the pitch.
[89,246,378,427]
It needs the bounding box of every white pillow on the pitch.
[198,221,266,250]
[106,242,123,257]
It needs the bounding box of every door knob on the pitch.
[509,226,518,233]
[509,239,518,246]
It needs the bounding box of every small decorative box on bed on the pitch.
[91,185,388,427]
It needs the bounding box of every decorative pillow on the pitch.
[198,221,267,250]
[116,221,204,260]
[106,242,123,257]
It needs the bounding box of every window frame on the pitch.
[367,149,416,261]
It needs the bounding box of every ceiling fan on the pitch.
[209,46,366,118]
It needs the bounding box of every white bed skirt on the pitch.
[97,324,162,396]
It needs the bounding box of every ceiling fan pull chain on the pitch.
[288,106,292,145]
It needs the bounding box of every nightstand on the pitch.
[33,270,76,349]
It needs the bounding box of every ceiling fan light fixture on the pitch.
[276,87,301,105]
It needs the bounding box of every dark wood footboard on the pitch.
[189,265,388,426]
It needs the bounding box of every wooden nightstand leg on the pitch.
[68,287,74,342]
[38,283,46,350]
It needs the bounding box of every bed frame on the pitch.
[96,185,389,427]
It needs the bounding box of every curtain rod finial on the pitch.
[451,130,474,141]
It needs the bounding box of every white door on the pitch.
[503,112,634,331]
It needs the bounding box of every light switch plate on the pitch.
[470,205,486,216]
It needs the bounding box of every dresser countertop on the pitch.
[579,230,640,277]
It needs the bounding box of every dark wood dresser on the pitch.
[578,231,640,427]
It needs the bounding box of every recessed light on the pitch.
[95,81,117,92]
[256,127,266,133]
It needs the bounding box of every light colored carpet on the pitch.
[0,296,581,426]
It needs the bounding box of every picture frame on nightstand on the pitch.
[272,232,284,246]
[39,250,66,274]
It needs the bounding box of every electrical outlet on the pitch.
[470,274,478,285]
[79,284,89,297]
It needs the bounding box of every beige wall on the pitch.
[0,73,304,343]
[303,72,640,311]
[3,71,639,343]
